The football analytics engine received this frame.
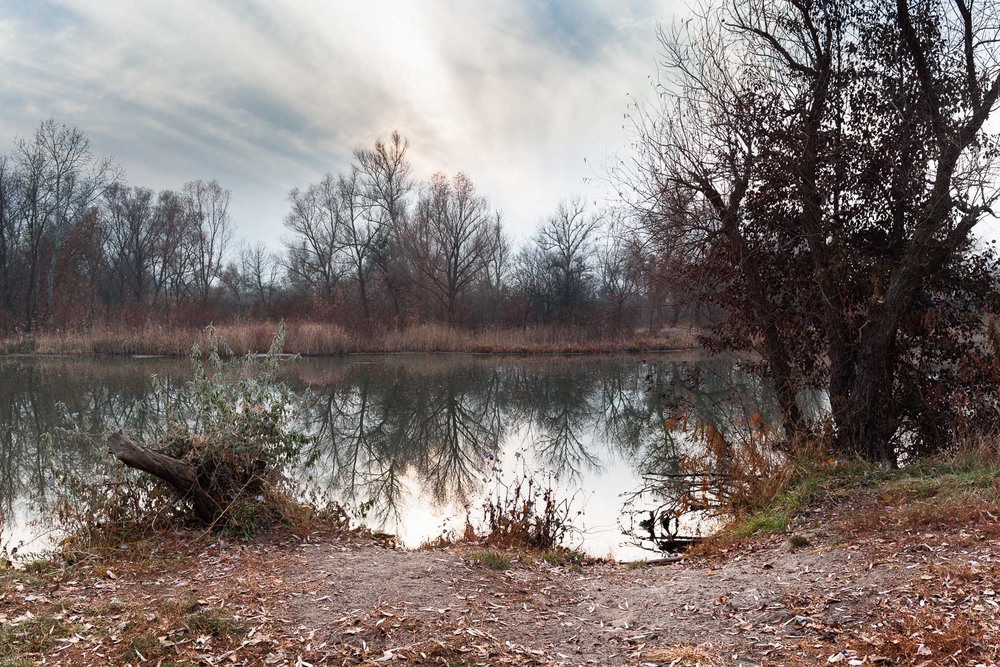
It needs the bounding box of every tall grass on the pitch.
[0,322,696,357]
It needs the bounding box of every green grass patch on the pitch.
[467,550,512,571]
[715,437,1000,545]
[731,472,824,537]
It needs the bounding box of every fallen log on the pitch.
[107,431,219,524]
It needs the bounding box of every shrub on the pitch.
[52,324,319,547]
[478,460,582,550]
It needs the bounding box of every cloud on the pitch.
[0,0,678,245]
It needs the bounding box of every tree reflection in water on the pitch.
[0,354,784,556]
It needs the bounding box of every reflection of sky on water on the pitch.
[378,424,660,561]
[0,354,781,561]
[3,499,50,554]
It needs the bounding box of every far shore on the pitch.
[0,322,700,358]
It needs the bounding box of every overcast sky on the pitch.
[0,0,679,247]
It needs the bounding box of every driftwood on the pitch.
[646,555,688,565]
[107,431,219,524]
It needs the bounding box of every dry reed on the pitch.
[0,322,697,357]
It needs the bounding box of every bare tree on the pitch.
[150,189,191,308]
[219,242,281,315]
[407,173,497,322]
[282,175,344,299]
[102,184,157,304]
[0,157,18,314]
[535,198,601,320]
[182,179,233,306]
[338,168,381,321]
[597,211,641,329]
[35,120,118,314]
[482,211,511,317]
[355,132,413,320]
[240,242,281,311]
[13,129,51,330]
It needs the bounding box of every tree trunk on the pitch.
[107,431,219,524]
[357,267,369,322]
[735,230,802,439]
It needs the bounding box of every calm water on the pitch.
[0,353,782,560]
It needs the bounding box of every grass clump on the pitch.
[539,547,589,572]
[540,547,587,568]
[184,607,244,637]
[788,534,811,549]
[129,632,170,661]
[732,469,824,538]
[433,461,583,564]
[0,335,35,354]
[468,550,512,571]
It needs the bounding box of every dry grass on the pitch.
[0,322,697,357]
[833,434,1000,535]
[698,433,1000,556]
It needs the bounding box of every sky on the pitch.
[0,0,680,248]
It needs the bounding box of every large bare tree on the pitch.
[407,172,498,322]
[183,179,233,306]
[355,131,413,321]
[337,167,380,321]
[150,189,192,308]
[517,198,602,323]
[624,0,1000,459]
[282,175,344,300]
[102,184,157,304]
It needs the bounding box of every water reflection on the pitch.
[0,354,782,559]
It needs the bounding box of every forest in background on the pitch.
[0,124,696,339]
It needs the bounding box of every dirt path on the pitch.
[270,517,1000,666]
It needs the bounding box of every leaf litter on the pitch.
[2,494,1000,666]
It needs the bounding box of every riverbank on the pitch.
[0,322,698,357]
[3,456,998,666]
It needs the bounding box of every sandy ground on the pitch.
[277,527,993,666]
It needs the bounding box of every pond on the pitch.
[0,353,786,561]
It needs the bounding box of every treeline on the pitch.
[0,122,694,335]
